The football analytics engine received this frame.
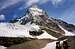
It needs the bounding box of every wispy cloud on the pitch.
[26,0,49,6]
[0,14,5,20]
[0,0,21,10]
[50,0,64,7]
[26,0,63,7]
[59,2,75,24]
[22,0,64,9]
[0,0,50,10]
[19,0,50,10]
[0,0,64,10]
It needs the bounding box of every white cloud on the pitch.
[26,0,50,7]
[0,14,5,20]
[26,0,39,7]
[19,0,50,10]
[0,0,64,10]
[50,0,63,7]
[0,0,21,10]
[0,0,50,10]
[24,0,65,8]
[59,4,75,24]
[22,0,64,9]
[13,14,18,19]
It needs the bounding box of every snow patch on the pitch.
[0,46,7,49]
[58,25,75,36]
[0,22,58,40]
[29,7,44,16]
[0,23,33,38]
[42,39,67,49]
[36,30,58,40]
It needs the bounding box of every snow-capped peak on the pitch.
[29,6,44,16]
[1,6,75,42]
[14,6,48,25]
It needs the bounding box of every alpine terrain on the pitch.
[0,6,75,49]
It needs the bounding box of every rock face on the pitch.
[10,6,65,36]
[51,18,75,32]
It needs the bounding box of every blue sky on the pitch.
[0,0,75,24]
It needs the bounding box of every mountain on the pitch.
[51,18,75,32]
[9,6,65,37]
[0,6,75,47]
[10,5,75,36]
